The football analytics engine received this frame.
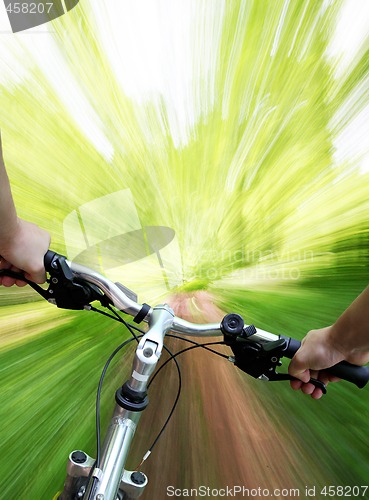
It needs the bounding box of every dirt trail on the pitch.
[129,292,316,499]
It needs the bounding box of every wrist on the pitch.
[327,321,359,358]
[0,215,20,251]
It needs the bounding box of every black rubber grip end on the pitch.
[327,363,369,389]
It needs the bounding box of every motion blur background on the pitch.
[0,0,369,497]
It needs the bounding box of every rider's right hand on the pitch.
[288,325,369,399]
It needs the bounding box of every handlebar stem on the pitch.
[127,304,175,393]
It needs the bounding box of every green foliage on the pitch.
[1,0,369,497]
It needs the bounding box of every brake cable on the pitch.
[89,306,182,474]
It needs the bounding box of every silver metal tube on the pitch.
[68,262,223,337]
[89,408,141,500]
[171,317,221,336]
[127,305,174,392]
[68,261,280,343]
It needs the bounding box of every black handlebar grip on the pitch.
[282,336,369,389]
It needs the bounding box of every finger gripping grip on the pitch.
[282,336,369,389]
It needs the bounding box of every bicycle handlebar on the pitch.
[1,250,369,389]
[46,251,369,389]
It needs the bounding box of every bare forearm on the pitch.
[0,135,18,239]
[0,131,50,285]
[330,286,369,356]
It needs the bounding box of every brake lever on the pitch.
[0,269,50,299]
[0,262,107,310]
[261,371,327,394]
[221,314,327,394]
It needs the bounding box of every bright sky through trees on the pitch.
[0,0,368,171]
